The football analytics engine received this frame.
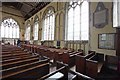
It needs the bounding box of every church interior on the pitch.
[0,0,120,80]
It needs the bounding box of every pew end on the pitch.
[40,61,68,80]
[86,59,98,79]
[76,55,86,74]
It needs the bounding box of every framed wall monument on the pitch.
[98,33,116,50]
[93,2,108,28]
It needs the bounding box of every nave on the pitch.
[1,1,120,80]
[1,44,120,80]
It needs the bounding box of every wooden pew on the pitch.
[1,52,11,55]
[1,58,49,79]
[1,63,49,80]
[2,53,32,61]
[62,51,83,67]
[2,48,21,52]
[75,51,96,74]
[1,52,29,58]
[85,53,104,78]
[54,51,63,62]
[2,55,39,64]
[40,61,68,80]
[1,57,39,69]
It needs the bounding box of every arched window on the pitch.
[65,0,89,41]
[1,18,19,38]
[42,8,55,41]
[25,24,31,40]
[33,17,39,40]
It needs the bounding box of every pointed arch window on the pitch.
[25,24,31,40]
[1,18,19,38]
[65,0,89,41]
[42,9,55,41]
[33,17,39,40]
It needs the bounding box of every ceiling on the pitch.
[2,2,50,20]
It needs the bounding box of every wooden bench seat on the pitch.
[1,52,29,58]
[1,59,49,78]
[2,56,16,61]
[62,51,83,67]
[2,49,21,52]
[1,52,11,55]
[2,53,32,61]
[1,57,39,69]
[2,54,33,61]
[1,63,49,80]
[1,55,39,64]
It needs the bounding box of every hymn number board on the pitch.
[98,33,116,50]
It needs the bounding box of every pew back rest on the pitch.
[8,63,49,79]
[89,53,104,62]
[62,52,76,67]
[2,55,39,64]
[85,52,95,59]
[2,58,39,69]
[96,53,104,62]
[2,59,49,76]
[88,51,95,54]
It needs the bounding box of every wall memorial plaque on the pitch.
[93,2,108,28]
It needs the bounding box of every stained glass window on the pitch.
[1,18,19,38]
